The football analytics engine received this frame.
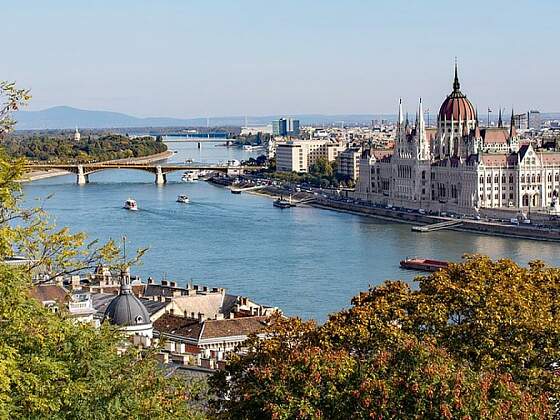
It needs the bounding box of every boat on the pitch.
[231,189,242,194]
[123,198,138,211]
[399,258,449,272]
[273,195,294,209]
[198,170,212,180]
[181,170,199,182]
[176,194,190,204]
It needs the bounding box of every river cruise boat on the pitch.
[123,198,138,211]
[273,195,295,209]
[176,194,190,204]
[181,170,199,182]
[399,258,448,272]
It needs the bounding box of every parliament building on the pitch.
[354,66,560,215]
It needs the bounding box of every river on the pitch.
[22,141,560,322]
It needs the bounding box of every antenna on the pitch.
[122,235,127,262]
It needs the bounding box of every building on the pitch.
[240,124,273,135]
[527,110,541,130]
[353,65,560,215]
[272,117,300,136]
[74,127,81,141]
[276,139,346,173]
[102,268,154,342]
[337,147,362,181]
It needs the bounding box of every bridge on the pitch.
[25,163,265,185]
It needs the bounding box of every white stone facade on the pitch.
[354,68,560,214]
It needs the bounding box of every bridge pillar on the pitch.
[155,165,167,184]
[77,165,89,185]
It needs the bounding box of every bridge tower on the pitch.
[155,165,167,184]
[77,165,89,185]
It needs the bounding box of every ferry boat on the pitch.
[123,198,138,211]
[273,195,294,209]
[181,170,199,182]
[176,194,190,204]
[399,258,449,272]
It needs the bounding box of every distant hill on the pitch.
[13,106,560,130]
[13,106,391,130]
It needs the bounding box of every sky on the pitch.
[3,0,560,118]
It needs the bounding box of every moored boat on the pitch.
[399,257,449,272]
[176,194,190,204]
[182,170,199,182]
[123,198,138,211]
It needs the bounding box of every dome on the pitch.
[103,279,150,327]
[438,65,476,121]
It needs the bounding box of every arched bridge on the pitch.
[25,163,265,185]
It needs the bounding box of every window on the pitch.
[509,174,514,183]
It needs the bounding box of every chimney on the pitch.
[187,288,196,296]
[202,286,208,292]
[193,284,199,291]
[228,312,235,319]
[161,280,168,286]
[170,281,177,287]
[198,313,205,323]
[147,277,154,285]
[211,287,219,293]
[215,313,224,320]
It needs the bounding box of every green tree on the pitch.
[211,256,558,419]
[309,157,333,178]
[0,82,205,418]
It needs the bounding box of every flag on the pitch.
[488,107,492,113]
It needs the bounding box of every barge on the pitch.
[399,258,449,272]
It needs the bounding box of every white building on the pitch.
[353,65,560,215]
[276,139,346,173]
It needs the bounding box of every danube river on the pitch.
[23,142,560,322]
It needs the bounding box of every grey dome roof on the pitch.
[103,283,151,326]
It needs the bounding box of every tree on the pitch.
[309,157,333,178]
[211,256,558,419]
[0,82,204,418]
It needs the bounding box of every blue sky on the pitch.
[4,0,559,117]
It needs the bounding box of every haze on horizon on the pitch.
[5,0,560,119]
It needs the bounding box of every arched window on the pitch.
[521,175,525,183]
[509,174,514,183]
[135,315,144,324]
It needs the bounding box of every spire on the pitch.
[418,97,424,128]
[510,108,517,138]
[453,58,460,92]
[398,98,403,126]
[498,108,503,127]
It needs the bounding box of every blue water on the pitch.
[23,142,560,322]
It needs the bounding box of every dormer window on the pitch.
[135,315,144,324]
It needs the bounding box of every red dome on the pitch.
[438,66,476,121]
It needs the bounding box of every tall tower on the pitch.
[74,126,81,142]
[416,98,429,160]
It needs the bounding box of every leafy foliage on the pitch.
[0,82,204,418]
[3,134,167,163]
[211,256,558,419]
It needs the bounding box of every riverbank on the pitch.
[21,150,175,182]
[210,177,560,243]
[310,198,560,243]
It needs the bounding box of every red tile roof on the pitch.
[201,316,270,339]
[30,284,67,304]
[481,128,509,144]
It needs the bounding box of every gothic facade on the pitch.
[354,66,560,214]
